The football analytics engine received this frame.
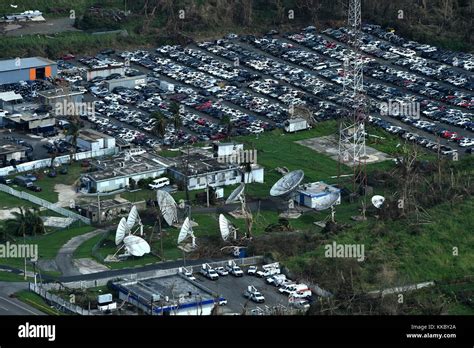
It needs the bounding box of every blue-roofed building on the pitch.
[0,57,57,85]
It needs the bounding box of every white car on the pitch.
[215,267,229,276]
[149,178,170,190]
[247,266,257,275]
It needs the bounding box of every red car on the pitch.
[62,54,75,61]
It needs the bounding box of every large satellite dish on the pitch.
[178,217,196,247]
[219,214,237,241]
[226,183,245,204]
[314,192,340,211]
[115,217,129,246]
[123,235,151,257]
[270,170,305,198]
[157,190,178,226]
[126,205,140,229]
[371,195,385,209]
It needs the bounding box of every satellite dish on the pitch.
[371,195,385,209]
[314,192,340,211]
[115,217,129,246]
[123,235,151,257]
[219,214,236,241]
[270,170,304,198]
[157,190,178,226]
[178,217,195,246]
[126,205,140,229]
[226,183,245,204]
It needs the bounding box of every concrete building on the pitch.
[105,75,147,91]
[3,112,56,134]
[85,64,125,81]
[0,140,28,166]
[80,151,172,193]
[73,129,116,152]
[0,57,57,85]
[38,89,85,114]
[295,181,341,209]
[112,274,223,315]
[169,152,264,191]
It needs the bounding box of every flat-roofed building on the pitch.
[0,57,57,85]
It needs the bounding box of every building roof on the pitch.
[78,129,114,142]
[115,275,216,310]
[298,181,340,198]
[38,89,84,99]
[0,91,23,102]
[0,57,57,73]
[0,140,27,156]
[171,153,239,177]
[84,152,173,182]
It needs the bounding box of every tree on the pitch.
[65,118,81,163]
[150,110,167,139]
[6,207,45,237]
[220,115,233,140]
[170,102,182,147]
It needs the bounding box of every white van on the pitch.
[149,177,170,190]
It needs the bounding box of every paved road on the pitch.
[0,282,43,315]
[55,229,109,277]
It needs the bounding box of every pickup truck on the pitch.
[244,286,265,303]
[247,266,258,275]
[200,265,219,280]
[256,267,280,278]
[226,264,244,277]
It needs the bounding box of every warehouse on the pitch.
[105,75,147,91]
[112,274,223,315]
[0,57,57,85]
[84,64,125,81]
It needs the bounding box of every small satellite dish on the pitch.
[226,183,245,204]
[270,170,305,198]
[115,217,129,246]
[178,217,196,246]
[219,214,237,241]
[314,192,340,211]
[123,235,151,257]
[157,190,178,226]
[371,195,385,209]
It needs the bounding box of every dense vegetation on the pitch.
[0,0,471,59]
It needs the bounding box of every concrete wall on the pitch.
[106,75,147,91]
[86,67,125,81]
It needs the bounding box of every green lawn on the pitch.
[14,290,64,315]
[8,163,88,203]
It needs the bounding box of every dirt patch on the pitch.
[73,258,109,274]
[54,184,79,208]
[0,207,22,220]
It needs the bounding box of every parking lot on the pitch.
[194,270,291,314]
[1,23,473,163]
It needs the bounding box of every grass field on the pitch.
[14,290,64,315]
[9,163,88,203]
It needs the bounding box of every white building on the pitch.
[295,181,341,209]
[74,129,116,152]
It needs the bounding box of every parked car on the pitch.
[247,266,258,275]
[0,176,12,185]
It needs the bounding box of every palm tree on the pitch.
[6,207,45,237]
[65,118,81,163]
[170,102,182,147]
[150,111,167,139]
[220,115,233,139]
